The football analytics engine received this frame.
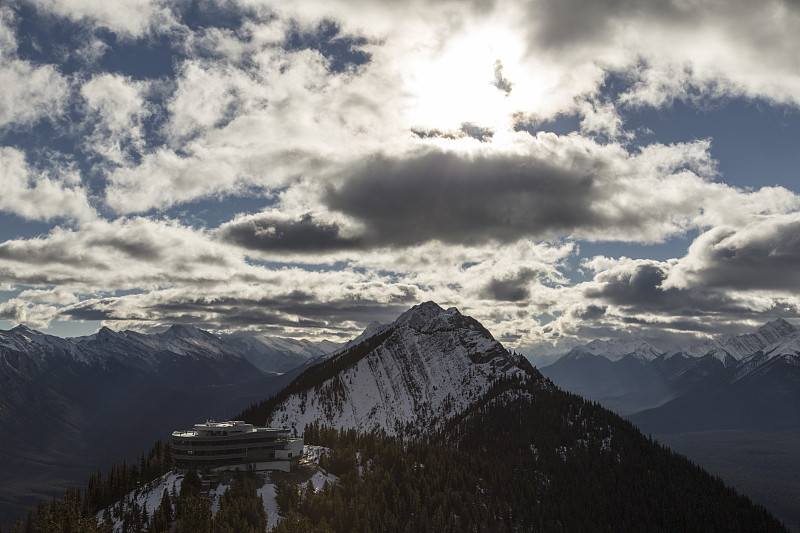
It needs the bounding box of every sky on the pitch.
[1,0,800,353]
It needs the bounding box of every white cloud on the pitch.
[28,0,177,39]
[0,7,16,57]
[0,298,59,328]
[104,42,404,212]
[0,59,69,129]
[18,287,78,305]
[0,147,95,222]
[81,73,151,165]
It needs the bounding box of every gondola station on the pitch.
[172,420,303,472]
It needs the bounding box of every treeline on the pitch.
[86,440,173,516]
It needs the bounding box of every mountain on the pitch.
[26,301,785,532]
[539,318,800,531]
[238,302,788,531]
[631,326,800,433]
[245,302,534,438]
[563,337,662,362]
[219,331,341,373]
[539,337,676,415]
[0,323,305,529]
[540,319,800,415]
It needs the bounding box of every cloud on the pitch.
[665,214,800,292]
[219,212,360,252]
[0,147,95,222]
[81,73,151,165]
[60,285,417,335]
[492,59,512,95]
[103,40,400,213]
[522,0,800,107]
[0,298,58,328]
[411,123,495,143]
[0,57,68,129]
[583,256,770,316]
[27,0,177,39]
[0,217,245,289]
[479,267,542,302]
[216,136,799,257]
[322,138,717,247]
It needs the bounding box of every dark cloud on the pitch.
[676,219,800,291]
[492,60,512,95]
[60,289,418,332]
[585,260,756,317]
[480,268,542,302]
[85,235,165,261]
[219,147,704,254]
[459,122,494,142]
[60,304,115,321]
[573,304,607,320]
[323,149,637,248]
[219,213,361,252]
[529,0,698,52]
[411,122,494,142]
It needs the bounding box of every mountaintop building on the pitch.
[172,420,303,472]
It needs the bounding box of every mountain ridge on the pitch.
[240,301,536,438]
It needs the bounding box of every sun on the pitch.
[402,23,540,141]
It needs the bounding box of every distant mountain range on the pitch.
[539,318,800,425]
[0,323,338,528]
[538,318,800,530]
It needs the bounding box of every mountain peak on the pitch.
[155,324,211,341]
[568,337,661,362]
[264,302,533,438]
[392,301,487,338]
[393,301,449,327]
[757,318,797,344]
[10,324,39,335]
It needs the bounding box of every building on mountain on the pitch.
[171,420,303,472]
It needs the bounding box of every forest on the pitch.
[5,375,788,532]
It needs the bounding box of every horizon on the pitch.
[2,0,800,353]
[4,301,799,358]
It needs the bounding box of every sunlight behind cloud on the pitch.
[403,22,540,138]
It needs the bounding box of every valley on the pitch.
[538,318,800,531]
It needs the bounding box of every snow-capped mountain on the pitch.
[220,331,341,373]
[262,302,537,438]
[562,337,661,362]
[540,318,800,417]
[710,318,798,362]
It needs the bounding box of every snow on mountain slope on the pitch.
[563,337,661,362]
[0,325,102,366]
[732,333,800,383]
[718,318,798,360]
[0,323,261,383]
[265,302,535,438]
[221,332,341,373]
